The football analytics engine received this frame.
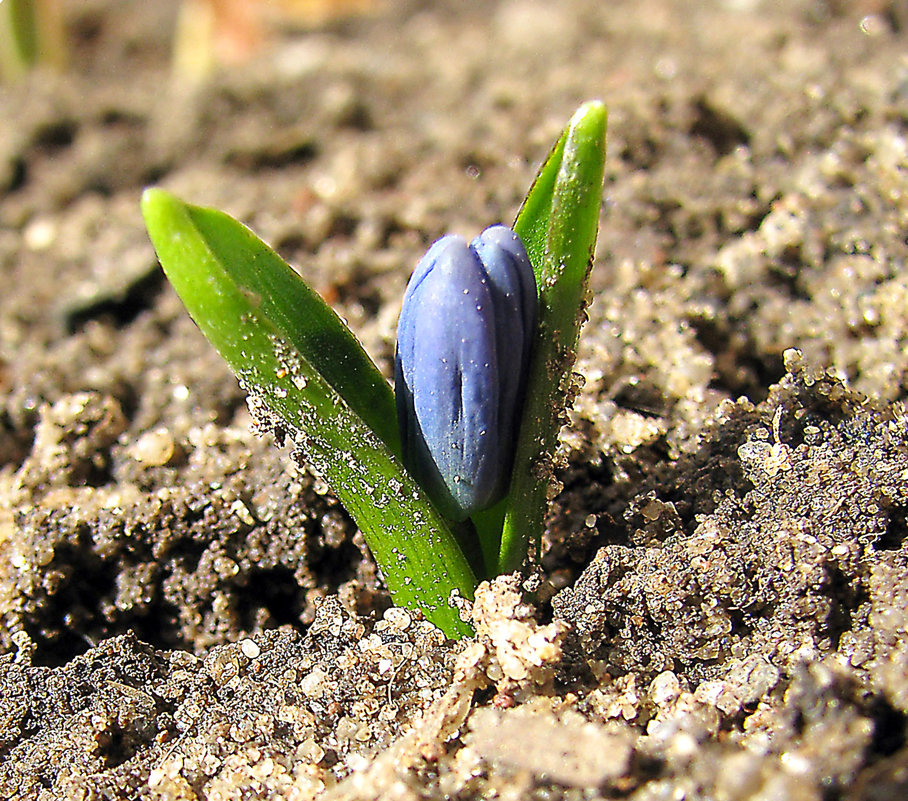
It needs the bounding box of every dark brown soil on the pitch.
[2,0,908,798]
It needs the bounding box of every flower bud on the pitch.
[395,225,536,520]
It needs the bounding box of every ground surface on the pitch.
[1,0,908,798]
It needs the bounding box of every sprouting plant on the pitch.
[395,227,537,523]
[0,0,66,82]
[142,101,607,639]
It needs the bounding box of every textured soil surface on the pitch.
[2,0,908,798]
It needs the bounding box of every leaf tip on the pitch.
[141,185,165,214]
[141,187,185,234]
[570,100,608,138]
[573,98,606,118]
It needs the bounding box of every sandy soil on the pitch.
[1,0,908,798]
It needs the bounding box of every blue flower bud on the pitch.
[395,225,537,521]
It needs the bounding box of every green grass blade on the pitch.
[142,189,476,638]
[0,0,38,80]
[497,101,608,574]
[0,0,67,81]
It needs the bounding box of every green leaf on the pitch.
[496,101,608,574]
[142,189,476,638]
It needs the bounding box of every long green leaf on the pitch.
[142,189,476,638]
[497,101,608,574]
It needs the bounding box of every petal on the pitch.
[471,225,537,486]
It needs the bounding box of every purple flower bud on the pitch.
[395,225,536,520]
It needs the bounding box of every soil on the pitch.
[2,0,908,798]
